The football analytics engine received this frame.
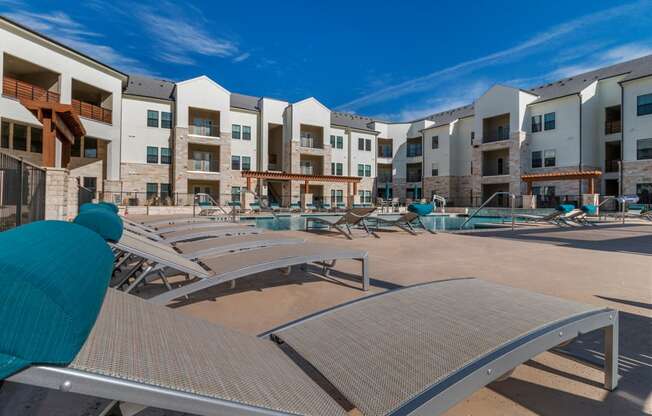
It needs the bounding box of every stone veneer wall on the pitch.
[622,160,652,195]
[44,168,71,220]
[120,163,171,192]
[422,176,452,200]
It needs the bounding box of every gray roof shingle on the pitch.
[231,93,260,111]
[124,75,176,101]
[421,104,475,127]
[330,112,378,133]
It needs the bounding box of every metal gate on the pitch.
[0,151,46,231]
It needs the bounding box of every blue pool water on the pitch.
[242,214,530,232]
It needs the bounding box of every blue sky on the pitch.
[2,0,652,121]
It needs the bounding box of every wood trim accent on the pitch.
[521,170,602,182]
[241,170,362,183]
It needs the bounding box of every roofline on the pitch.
[528,92,580,106]
[122,93,173,103]
[230,105,259,114]
[0,16,128,81]
[330,123,380,135]
[618,72,652,84]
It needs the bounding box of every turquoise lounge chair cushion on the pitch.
[79,202,118,214]
[557,204,576,213]
[581,205,597,215]
[0,221,113,379]
[408,202,433,216]
[74,209,124,242]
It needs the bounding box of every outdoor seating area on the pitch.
[4,202,647,416]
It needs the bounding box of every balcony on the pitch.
[2,76,60,103]
[299,136,323,149]
[377,174,392,183]
[482,113,510,143]
[406,175,422,183]
[406,144,422,158]
[71,99,112,124]
[300,165,314,175]
[605,160,620,173]
[189,159,220,173]
[189,125,220,137]
[605,120,621,135]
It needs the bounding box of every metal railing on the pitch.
[605,120,621,135]
[0,151,46,231]
[431,194,447,213]
[460,192,516,230]
[299,137,323,149]
[604,160,620,173]
[189,125,220,137]
[71,99,112,124]
[189,159,220,173]
[2,76,60,103]
[77,182,95,210]
[300,166,314,175]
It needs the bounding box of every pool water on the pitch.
[242,214,528,232]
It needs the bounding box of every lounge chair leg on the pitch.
[119,402,147,416]
[97,400,119,416]
[361,256,369,291]
[125,265,154,293]
[158,270,172,291]
[604,311,619,391]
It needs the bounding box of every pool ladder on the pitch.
[459,192,516,231]
[431,194,447,213]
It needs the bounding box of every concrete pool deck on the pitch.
[1,222,650,415]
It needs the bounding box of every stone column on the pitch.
[44,168,70,220]
[522,194,537,209]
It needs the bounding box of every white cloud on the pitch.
[2,10,152,75]
[336,1,649,112]
[549,42,652,79]
[134,4,241,65]
[233,52,251,63]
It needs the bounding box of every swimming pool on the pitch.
[241,213,530,232]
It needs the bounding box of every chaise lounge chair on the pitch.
[2,221,619,416]
[367,211,435,235]
[305,207,376,239]
[121,217,264,244]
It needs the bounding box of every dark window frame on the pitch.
[544,149,556,167]
[146,146,159,164]
[531,115,542,133]
[241,155,251,170]
[531,151,542,168]
[84,137,98,158]
[30,127,43,153]
[231,155,241,170]
[431,136,439,149]
[637,93,652,116]
[160,147,172,164]
[147,110,159,128]
[161,112,172,129]
[232,124,241,140]
[358,138,364,151]
[1,121,9,149]
[242,125,251,141]
[544,112,556,130]
[637,138,652,160]
[12,124,27,151]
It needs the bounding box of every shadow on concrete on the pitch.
[491,311,651,415]
[462,223,652,255]
[595,295,652,311]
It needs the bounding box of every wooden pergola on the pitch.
[21,98,86,168]
[241,170,362,196]
[521,170,602,194]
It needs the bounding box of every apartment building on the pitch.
[1,15,651,209]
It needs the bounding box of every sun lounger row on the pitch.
[1,218,620,416]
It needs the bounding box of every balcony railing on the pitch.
[300,165,314,175]
[483,128,510,143]
[189,159,220,173]
[3,76,60,103]
[299,137,323,149]
[377,175,392,183]
[378,147,393,158]
[406,144,422,158]
[71,99,112,124]
[189,125,220,137]
[482,167,510,176]
[605,120,621,135]
[406,174,422,183]
[268,163,281,171]
[605,160,620,173]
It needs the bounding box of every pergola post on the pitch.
[526,181,532,195]
[246,177,252,192]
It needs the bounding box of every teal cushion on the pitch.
[74,209,124,242]
[79,202,118,214]
[408,203,433,216]
[581,205,597,215]
[0,220,113,379]
[557,204,576,213]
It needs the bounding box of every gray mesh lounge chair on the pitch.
[124,216,255,234]
[122,219,264,244]
[305,207,376,239]
[367,212,435,235]
[9,279,619,416]
[111,231,369,300]
[518,210,566,226]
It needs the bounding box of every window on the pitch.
[544,149,556,167]
[330,189,344,203]
[637,94,652,116]
[532,151,542,168]
[242,125,251,140]
[71,138,81,157]
[358,190,372,204]
[365,139,371,151]
[30,127,42,153]
[431,136,439,149]
[160,147,172,164]
[231,186,242,203]
[470,131,475,144]
[83,177,97,195]
[1,121,9,148]
[364,165,372,177]
[407,142,422,157]
[544,112,555,130]
[161,112,172,129]
[147,110,159,127]
[637,138,652,160]
[605,106,621,134]
[146,183,158,200]
[331,162,343,176]
[431,163,438,177]
[13,124,27,151]
[636,183,652,204]
[531,115,542,133]
[160,183,171,199]
[336,136,343,149]
[231,155,241,170]
[330,135,335,147]
[232,124,241,139]
[241,156,251,170]
[84,137,97,158]
[357,164,364,177]
[146,146,159,164]
[358,138,365,150]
